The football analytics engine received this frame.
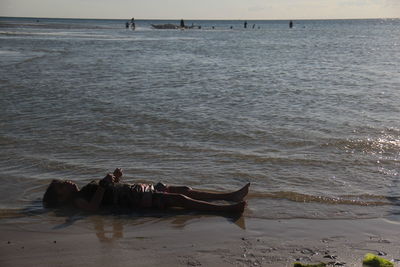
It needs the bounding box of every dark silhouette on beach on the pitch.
[42,168,249,214]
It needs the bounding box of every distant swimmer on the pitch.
[289,20,293,28]
[125,22,129,29]
[244,21,248,29]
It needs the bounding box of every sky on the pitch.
[1,0,399,20]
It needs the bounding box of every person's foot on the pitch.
[230,183,250,202]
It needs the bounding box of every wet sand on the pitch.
[1,215,399,267]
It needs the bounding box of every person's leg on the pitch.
[166,183,250,202]
[160,193,246,213]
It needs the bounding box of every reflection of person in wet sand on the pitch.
[93,217,123,243]
[43,168,249,214]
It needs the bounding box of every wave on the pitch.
[216,151,337,166]
[248,191,398,206]
[0,30,113,38]
[0,200,45,219]
[0,21,109,30]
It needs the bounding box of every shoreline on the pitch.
[1,215,399,266]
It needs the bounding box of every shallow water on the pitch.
[0,17,400,221]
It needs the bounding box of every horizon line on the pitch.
[1,15,399,21]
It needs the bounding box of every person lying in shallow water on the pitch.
[43,168,249,214]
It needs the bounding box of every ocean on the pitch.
[0,17,399,222]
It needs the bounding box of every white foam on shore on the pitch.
[0,50,20,55]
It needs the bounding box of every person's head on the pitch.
[42,179,79,208]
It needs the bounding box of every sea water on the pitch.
[0,17,399,221]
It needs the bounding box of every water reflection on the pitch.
[88,212,246,243]
[2,199,247,238]
[44,209,247,243]
[92,216,123,243]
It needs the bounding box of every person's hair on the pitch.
[42,179,63,208]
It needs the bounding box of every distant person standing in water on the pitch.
[130,17,136,30]
[180,19,185,28]
[244,21,248,29]
[289,20,293,28]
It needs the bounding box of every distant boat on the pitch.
[151,24,200,30]
[151,23,180,29]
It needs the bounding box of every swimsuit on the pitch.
[78,180,166,209]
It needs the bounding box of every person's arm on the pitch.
[74,187,105,212]
[113,168,123,183]
[74,174,115,212]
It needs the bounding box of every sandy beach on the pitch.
[1,214,399,267]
